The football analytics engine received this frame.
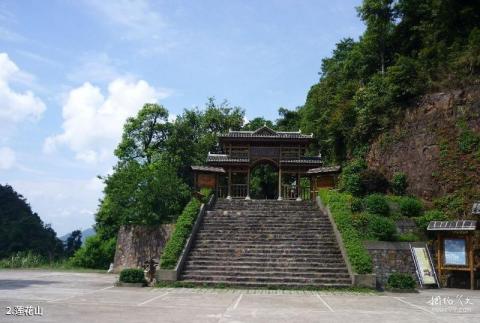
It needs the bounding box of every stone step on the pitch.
[196,233,333,238]
[187,254,346,268]
[180,280,352,288]
[178,198,351,288]
[200,224,334,229]
[184,264,348,273]
[181,274,352,284]
[188,249,342,257]
[183,270,350,279]
[193,241,339,247]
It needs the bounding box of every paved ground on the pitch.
[0,270,479,322]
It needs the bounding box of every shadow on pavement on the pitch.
[0,279,60,290]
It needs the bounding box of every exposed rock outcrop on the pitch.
[113,224,174,273]
[367,86,480,216]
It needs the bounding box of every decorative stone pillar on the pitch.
[245,168,251,200]
[296,172,302,201]
[277,167,283,200]
[227,167,232,200]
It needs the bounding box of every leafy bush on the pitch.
[352,213,397,241]
[339,159,367,196]
[160,197,202,269]
[386,273,416,290]
[415,210,448,231]
[397,232,421,242]
[69,235,116,269]
[391,172,408,195]
[319,189,372,274]
[0,252,45,268]
[399,197,424,217]
[363,194,390,216]
[351,197,364,213]
[367,215,397,241]
[119,268,146,283]
[359,169,389,194]
[199,188,213,203]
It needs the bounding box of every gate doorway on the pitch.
[249,161,278,199]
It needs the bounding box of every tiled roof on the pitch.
[206,154,249,163]
[280,157,323,165]
[306,165,341,174]
[427,220,477,231]
[191,166,226,173]
[219,126,313,139]
[472,202,480,215]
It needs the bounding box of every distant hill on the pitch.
[60,228,95,244]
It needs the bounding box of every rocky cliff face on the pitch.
[367,86,480,217]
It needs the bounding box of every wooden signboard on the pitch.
[198,174,216,188]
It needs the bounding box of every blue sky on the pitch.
[0,0,364,236]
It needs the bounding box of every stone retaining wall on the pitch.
[113,224,174,273]
[365,241,426,288]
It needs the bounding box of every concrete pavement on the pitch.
[0,270,479,322]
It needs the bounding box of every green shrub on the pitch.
[399,197,424,217]
[351,197,364,213]
[69,235,116,269]
[397,232,421,242]
[319,189,372,274]
[367,215,397,241]
[199,188,213,203]
[160,197,202,269]
[359,169,389,194]
[119,268,145,283]
[352,213,397,241]
[391,172,408,195]
[339,159,367,196]
[363,194,390,216]
[415,210,448,231]
[386,273,416,290]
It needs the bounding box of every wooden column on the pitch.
[437,233,443,287]
[277,166,282,200]
[469,234,474,290]
[227,167,232,200]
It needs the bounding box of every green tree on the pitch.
[243,117,275,131]
[64,230,82,258]
[115,103,170,164]
[95,160,189,239]
[0,184,64,260]
[276,107,301,131]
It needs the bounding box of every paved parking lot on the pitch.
[0,270,479,322]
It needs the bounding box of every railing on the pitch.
[216,186,228,198]
[231,184,248,198]
[281,184,298,200]
[281,183,311,200]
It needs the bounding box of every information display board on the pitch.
[411,245,438,286]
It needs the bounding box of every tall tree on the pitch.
[0,184,63,259]
[357,0,395,74]
[64,230,82,258]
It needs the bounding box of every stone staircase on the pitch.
[180,199,352,288]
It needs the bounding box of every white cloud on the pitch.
[0,146,15,170]
[0,52,46,123]
[45,78,168,163]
